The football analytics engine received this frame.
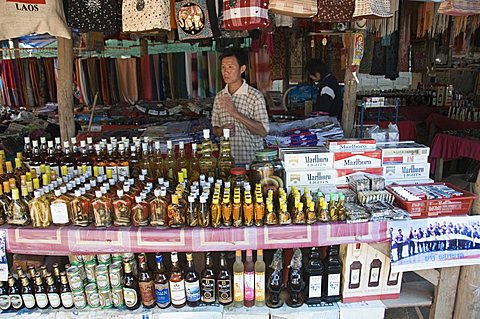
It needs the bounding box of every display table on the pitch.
[426,113,480,143]
[398,105,444,123]
[3,222,389,255]
[429,133,480,180]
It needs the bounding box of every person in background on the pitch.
[306,59,342,119]
[211,47,269,166]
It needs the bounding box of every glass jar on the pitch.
[229,168,248,189]
[249,149,284,196]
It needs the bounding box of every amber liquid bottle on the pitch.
[20,275,35,309]
[185,253,201,307]
[46,274,61,309]
[34,273,49,309]
[217,252,232,305]
[154,253,171,309]
[123,257,141,310]
[169,252,186,308]
[201,252,216,304]
[0,280,10,311]
[138,253,156,308]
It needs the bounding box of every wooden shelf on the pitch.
[382,281,434,309]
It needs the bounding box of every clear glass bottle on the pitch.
[131,196,149,227]
[168,194,184,228]
[199,129,217,178]
[187,196,198,227]
[50,189,71,226]
[210,197,221,228]
[91,190,113,227]
[222,193,233,227]
[218,128,234,180]
[243,194,254,227]
[233,250,244,308]
[189,143,200,182]
[150,188,167,227]
[164,141,179,185]
[7,188,30,226]
[254,249,266,307]
[244,250,255,308]
[198,195,210,227]
[254,191,265,227]
[112,189,132,227]
[29,190,51,228]
[249,149,284,197]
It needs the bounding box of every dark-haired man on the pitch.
[212,48,269,165]
[306,59,342,118]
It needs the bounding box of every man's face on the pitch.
[221,56,245,85]
[309,72,321,82]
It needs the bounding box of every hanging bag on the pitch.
[122,0,171,32]
[268,0,317,18]
[314,0,355,22]
[353,0,393,19]
[222,0,269,30]
[438,0,480,16]
[175,0,213,40]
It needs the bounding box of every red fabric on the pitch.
[426,113,480,132]
[140,55,153,101]
[222,0,269,30]
[398,106,443,122]
[429,133,480,174]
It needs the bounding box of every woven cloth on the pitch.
[353,0,393,19]
[269,0,317,18]
[314,0,354,22]
[222,0,269,30]
[438,0,480,16]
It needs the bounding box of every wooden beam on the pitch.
[453,265,480,319]
[12,39,20,59]
[341,33,357,137]
[414,269,440,286]
[57,36,75,142]
[430,266,460,319]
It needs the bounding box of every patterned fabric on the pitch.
[370,38,386,76]
[439,0,480,16]
[222,0,269,30]
[122,0,171,32]
[66,0,121,34]
[314,0,354,22]
[212,80,269,165]
[269,0,317,18]
[271,29,287,80]
[175,0,213,41]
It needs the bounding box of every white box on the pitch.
[335,168,383,186]
[338,300,385,319]
[333,150,382,169]
[383,163,431,180]
[377,142,430,164]
[327,139,377,152]
[385,178,434,186]
[280,147,334,169]
[270,302,339,319]
[285,169,337,188]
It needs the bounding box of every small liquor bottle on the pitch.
[92,190,113,227]
[34,273,49,309]
[45,273,61,309]
[28,190,51,228]
[304,247,324,304]
[169,252,186,308]
[7,188,30,226]
[217,252,232,305]
[20,275,35,309]
[201,252,216,304]
[131,196,149,227]
[168,194,184,228]
[0,280,10,311]
[254,192,265,227]
[149,188,167,227]
[8,275,23,310]
[198,195,210,227]
[112,189,132,227]
[154,253,171,309]
[185,253,201,307]
[323,246,342,303]
[244,250,255,307]
[254,250,266,307]
[138,253,156,308]
[123,257,141,310]
[222,193,233,227]
[232,195,243,227]
[233,250,244,308]
[349,243,362,289]
[50,189,70,226]
[59,271,74,309]
[368,258,382,288]
[243,194,253,227]
[210,197,221,228]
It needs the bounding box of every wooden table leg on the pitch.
[435,158,444,182]
[453,265,480,319]
[429,267,460,319]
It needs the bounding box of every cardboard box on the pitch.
[385,178,434,186]
[270,302,339,319]
[338,300,385,319]
[285,169,337,188]
[333,150,382,169]
[383,163,431,180]
[378,142,430,164]
[340,243,369,302]
[382,261,403,298]
[327,139,377,152]
[335,168,383,185]
[280,147,334,169]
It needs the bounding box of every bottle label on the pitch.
[328,273,341,296]
[50,202,69,224]
[155,282,170,306]
[351,269,361,286]
[22,293,35,308]
[123,287,138,308]
[10,294,22,309]
[254,272,265,302]
[98,166,106,176]
[35,293,49,308]
[201,278,215,303]
[106,166,118,176]
[185,280,201,302]
[233,272,244,302]
[50,166,60,178]
[170,280,186,305]
[73,292,86,309]
[244,271,254,301]
[218,279,232,303]
[118,165,130,178]
[87,292,100,308]
[308,275,322,298]
[139,281,155,306]
[370,268,380,284]
[389,271,398,282]
[0,295,11,310]
[61,292,74,308]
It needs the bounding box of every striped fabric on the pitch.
[222,0,269,30]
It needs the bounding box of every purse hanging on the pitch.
[222,0,270,30]
[353,0,393,19]
[122,0,171,32]
[269,0,317,18]
[175,0,213,40]
[314,0,355,22]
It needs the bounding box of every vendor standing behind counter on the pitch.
[306,59,343,119]
[212,48,270,166]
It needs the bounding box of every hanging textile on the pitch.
[385,32,399,80]
[430,10,450,37]
[152,54,165,101]
[99,58,111,105]
[359,33,374,74]
[398,1,412,72]
[207,52,217,96]
[173,53,188,99]
[250,48,272,92]
[185,53,193,98]
[416,3,436,38]
[0,0,70,40]
[366,0,399,37]
[197,52,206,97]
[370,38,386,76]
[289,30,305,82]
[269,0,317,18]
[222,0,269,30]
[314,0,355,23]
[191,53,199,98]
[87,58,101,104]
[140,55,153,101]
[65,0,121,34]
[122,0,171,32]
[175,0,213,41]
[439,0,480,16]
[116,58,138,105]
[353,0,392,19]
[271,29,287,80]
[23,60,34,107]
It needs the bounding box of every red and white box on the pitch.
[327,138,377,152]
[377,142,430,164]
[284,169,337,189]
[280,147,334,169]
[335,168,383,185]
[333,150,382,169]
[383,163,430,180]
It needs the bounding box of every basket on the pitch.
[386,182,477,218]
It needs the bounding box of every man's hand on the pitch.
[217,95,239,119]
[222,123,235,136]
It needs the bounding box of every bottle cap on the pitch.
[188,196,195,203]
[186,253,193,261]
[199,196,207,203]
[32,140,39,147]
[179,141,184,150]
[167,140,172,149]
[203,129,210,139]
[95,190,102,198]
[223,128,230,139]
[34,190,42,198]
[156,254,163,263]
[171,252,178,262]
[74,190,81,197]
[117,189,124,197]
[54,189,61,197]
[135,196,142,204]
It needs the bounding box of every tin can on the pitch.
[111,254,123,263]
[68,255,84,264]
[66,266,83,291]
[108,262,122,288]
[111,286,124,308]
[97,254,112,265]
[85,283,100,308]
[84,260,97,283]
[95,264,110,289]
[99,288,113,309]
[82,255,97,264]
[72,290,87,310]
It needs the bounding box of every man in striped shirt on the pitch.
[306,59,343,119]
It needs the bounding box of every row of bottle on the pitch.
[16,128,234,186]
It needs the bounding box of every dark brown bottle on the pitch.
[40,265,48,279]
[304,247,324,304]
[20,275,36,309]
[46,274,61,309]
[123,257,141,310]
[368,258,382,287]
[27,265,36,280]
[8,275,23,310]
[201,252,216,304]
[0,280,10,311]
[217,253,232,305]
[138,253,156,308]
[52,263,62,288]
[323,246,342,303]
[29,140,43,177]
[59,272,74,309]
[154,253,171,309]
[169,252,186,308]
[34,273,49,309]
[185,253,200,307]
